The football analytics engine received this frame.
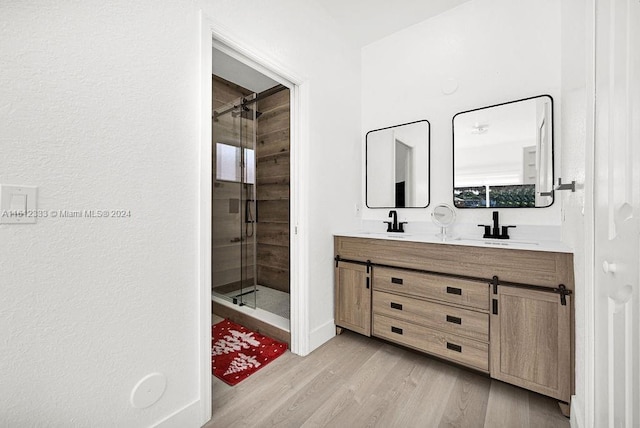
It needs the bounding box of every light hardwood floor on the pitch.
[207,320,569,428]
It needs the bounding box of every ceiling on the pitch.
[212,48,279,93]
[213,1,474,91]
[314,0,473,47]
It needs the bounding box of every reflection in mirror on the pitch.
[453,95,554,208]
[366,120,430,208]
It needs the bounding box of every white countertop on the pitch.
[335,231,573,253]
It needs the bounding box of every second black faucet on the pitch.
[478,211,516,239]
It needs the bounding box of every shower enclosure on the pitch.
[212,93,259,308]
[211,79,291,325]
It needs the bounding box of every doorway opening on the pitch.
[210,45,292,345]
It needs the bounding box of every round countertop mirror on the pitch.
[431,203,456,239]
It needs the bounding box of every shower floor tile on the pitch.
[254,285,290,319]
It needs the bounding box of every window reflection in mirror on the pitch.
[366,120,430,208]
[452,95,554,208]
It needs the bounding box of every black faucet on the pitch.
[478,211,516,239]
[492,211,500,237]
[384,210,407,233]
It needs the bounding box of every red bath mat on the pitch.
[212,319,287,386]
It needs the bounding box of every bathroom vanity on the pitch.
[334,234,574,413]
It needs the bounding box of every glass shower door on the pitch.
[239,94,258,307]
[212,95,257,308]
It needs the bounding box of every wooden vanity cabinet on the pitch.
[334,260,371,336]
[334,236,574,407]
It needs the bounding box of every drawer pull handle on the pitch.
[391,277,403,285]
[391,326,403,335]
[446,286,462,295]
[390,302,403,310]
[447,342,462,352]
[446,315,462,325]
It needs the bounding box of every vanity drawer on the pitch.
[372,291,489,342]
[373,314,489,371]
[373,267,489,311]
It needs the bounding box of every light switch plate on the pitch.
[0,184,38,224]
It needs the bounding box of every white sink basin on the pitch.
[357,231,412,238]
[453,237,539,247]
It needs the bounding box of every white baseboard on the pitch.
[307,319,336,354]
[570,395,583,428]
[153,399,201,428]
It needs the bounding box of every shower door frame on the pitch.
[198,13,309,425]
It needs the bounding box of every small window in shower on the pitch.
[215,143,255,184]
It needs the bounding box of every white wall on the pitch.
[200,1,362,350]
[560,0,592,425]
[361,0,562,232]
[0,0,361,426]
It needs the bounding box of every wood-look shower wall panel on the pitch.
[256,266,289,293]
[213,75,252,109]
[256,129,290,157]
[256,200,289,223]
[257,88,289,111]
[256,153,289,179]
[256,88,290,293]
[256,222,289,292]
[256,244,289,293]
[258,105,290,134]
[256,174,289,199]
[256,244,289,270]
[211,179,243,288]
[212,76,255,288]
[212,121,240,146]
[212,182,242,238]
[256,223,289,247]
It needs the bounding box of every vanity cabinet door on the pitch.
[490,286,571,402]
[335,261,371,336]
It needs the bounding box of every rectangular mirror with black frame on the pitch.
[452,95,554,208]
[366,120,430,208]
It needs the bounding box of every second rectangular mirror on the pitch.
[453,95,554,208]
[366,120,430,208]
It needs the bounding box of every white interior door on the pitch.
[594,0,640,426]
